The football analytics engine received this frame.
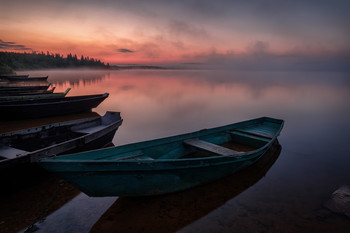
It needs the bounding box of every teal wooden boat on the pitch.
[39,117,284,197]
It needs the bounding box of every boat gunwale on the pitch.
[29,115,123,162]
[0,83,51,90]
[0,113,101,137]
[0,111,123,165]
[0,93,109,107]
[38,146,268,172]
[0,88,70,101]
[40,117,284,168]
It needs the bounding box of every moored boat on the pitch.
[0,111,123,168]
[0,88,70,101]
[1,75,49,81]
[90,140,281,233]
[0,74,29,80]
[0,87,56,96]
[0,83,51,94]
[0,92,109,119]
[39,117,284,197]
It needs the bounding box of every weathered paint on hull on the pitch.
[0,112,122,168]
[47,150,264,196]
[40,117,283,197]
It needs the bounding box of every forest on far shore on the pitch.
[0,51,110,74]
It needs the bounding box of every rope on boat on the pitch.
[24,180,65,233]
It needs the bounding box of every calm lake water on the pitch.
[1,69,349,232]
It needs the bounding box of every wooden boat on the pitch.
[0,88,70,101]
[28,76,49,81]
[90,141,281,233]
[0,74,29,80]
[1,75,48,82]
[0,83,51,90]
[0,87,55,96]
[0,111,122,168]
[0,83,51,94]
[0,93,108,119]
[39,117,284,197]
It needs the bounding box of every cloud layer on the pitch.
[118,49,135,53]
[1,0,349,70]
[0,39,31,51]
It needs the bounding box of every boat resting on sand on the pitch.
[0,88,70,101]
[0,93,108,119]
[39,117,284,197]
[0,111,123,168]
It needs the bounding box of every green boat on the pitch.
[39,117,284,197]
[0,88,70,101]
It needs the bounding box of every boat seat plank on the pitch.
[135,155,154,160]
[230,131,270,142]
[233,128,274,139]
[112,152,145,160]
[183,138,239,156]
[72,125,106,134]
[0,145,28,159]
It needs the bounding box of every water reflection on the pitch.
[0,112,108,233]
[0,174,79,233]
[9,69,350,233]
[19,69,109,87]
[90,141,281,233]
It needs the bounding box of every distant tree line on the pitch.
[0,51,110,74]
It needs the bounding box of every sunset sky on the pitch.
[1,0,349,68]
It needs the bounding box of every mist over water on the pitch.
[13,68,350,232]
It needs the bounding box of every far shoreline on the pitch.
[3,64,204,75]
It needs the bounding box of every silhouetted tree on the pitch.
[0,51,109,73]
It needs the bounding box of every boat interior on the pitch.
[157,125,274,160]
[0,112,120,160]
[57,120,281,161]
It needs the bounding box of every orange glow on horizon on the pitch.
[1,1,348,66]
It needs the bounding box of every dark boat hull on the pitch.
[0,93,108,119]
[0,74,29,80]
[4,76,48,81]
[0,87,55,96]
[0,111,122,168]
[0,88,70,101]
[0,84,51,94]
[90,141,281,233]
[58,152,264,196]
